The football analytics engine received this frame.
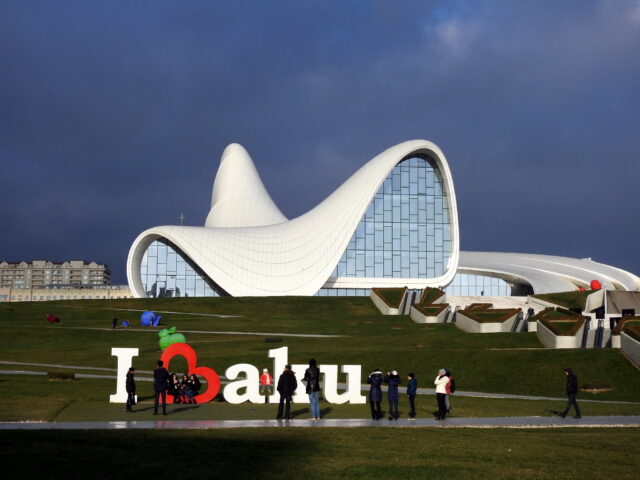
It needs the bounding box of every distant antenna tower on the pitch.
[179,213,185,226]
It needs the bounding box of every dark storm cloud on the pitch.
[1,0,639,282]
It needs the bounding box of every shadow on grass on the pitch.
[320,407,333,418]
[2,430,318,480]
[167,405,200,415]
[289,408,308,418]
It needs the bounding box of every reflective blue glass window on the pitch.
[140,239,223,298]
[444,273,512,296]
[331,155,452,279]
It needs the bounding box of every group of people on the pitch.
[272,359,321,420]
[127,360,580,422]
[367,368,454,420]
[149,360,200,415]
[169,372,201,405]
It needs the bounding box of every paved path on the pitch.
[1,416,638,430]
[1,360,638,404]
[57,305,240,318]
[20,325,344,338]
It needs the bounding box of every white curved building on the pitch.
[128,140,460,297]
[127,141,639,298]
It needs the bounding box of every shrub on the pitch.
[414,303,448,316]
[372,287,406,308]
[418,287,444,305]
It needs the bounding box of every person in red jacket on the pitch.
[260,368,273,403]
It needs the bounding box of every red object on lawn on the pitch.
[590,280,602,290]
[46,314,60,323]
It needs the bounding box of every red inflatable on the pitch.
[590,280,602,290]
[46,314,60,323]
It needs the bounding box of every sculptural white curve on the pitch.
[127,140,460,297]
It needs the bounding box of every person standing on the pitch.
[125,367,136,412]
[303,358,321,420]
[276,365,297,420]
[153,360,170,415]
[260,368,274,403]
[384,370,401,420]
[434,368,449,420]
[367,368,383,420]
[444,369,454,414]
[561,367,581,418]
[407,372,417,419]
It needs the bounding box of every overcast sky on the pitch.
[1,1,639,284]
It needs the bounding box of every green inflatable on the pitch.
[158,326,187,350]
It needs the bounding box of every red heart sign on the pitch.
[160,343,220,404]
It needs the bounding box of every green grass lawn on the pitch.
[531,290,593,310]
[3,374,639,423]
[2,428,639,480]
[372,287,406,307]
[1,296,639,424]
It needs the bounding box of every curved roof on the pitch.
[458,251,640,293]
[205,143,288,228]
[127,140,460,297]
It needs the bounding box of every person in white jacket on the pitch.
[434,368,449,420]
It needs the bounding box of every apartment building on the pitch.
[0,260,111,288]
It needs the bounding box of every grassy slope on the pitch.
[532,291,592,310]
[1,297,639,423]
[3,429,639,480]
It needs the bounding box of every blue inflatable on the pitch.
[140,311,162,327]
[121,320,130,327]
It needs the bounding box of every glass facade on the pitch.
[140,239,223,298]
[444,273,511,296]
[315,288,371,297]
[330,155,452,280]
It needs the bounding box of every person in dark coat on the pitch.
[186,374,201,404]
[303,358,321,420]
[168,373,181,404]
[384,370,401,420]
[367,368,383,420]
[276,365,298,419]
[125,367,136,412]
[407,372,417,419]
[561,367,581,418]
[153,360,170,415]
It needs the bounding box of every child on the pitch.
[407,372,417,419]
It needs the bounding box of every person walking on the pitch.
[125,367,136,412]
[560,367,581,418]
[260,368,273,403]
[407,372,417,419]
[276,365,297,420]
[367,368,383,420]
[153,360,170,415]
[384,370,401,420]
[303,358,321,420]
[434,368,449,420]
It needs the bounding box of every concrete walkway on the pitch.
[20,325,344,338]
[1,416,638,430]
